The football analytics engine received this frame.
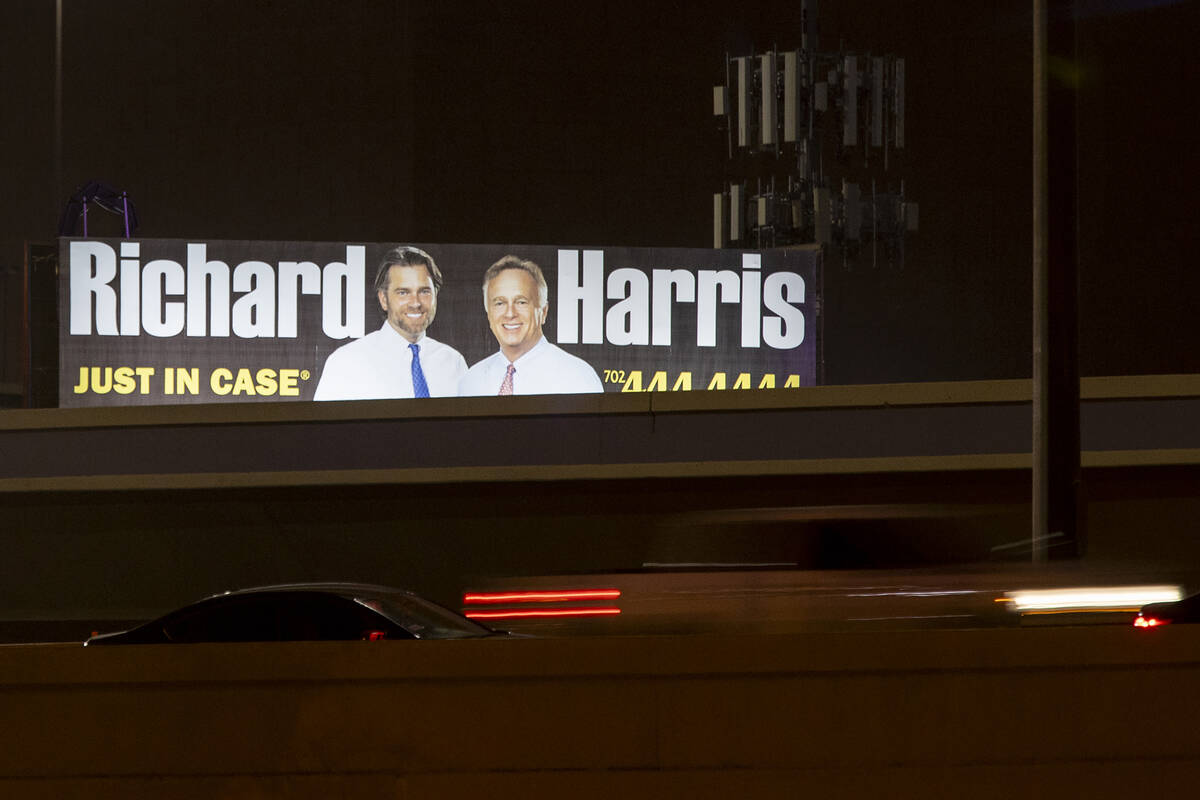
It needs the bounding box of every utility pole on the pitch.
[1032,0,1083,563]
[54,0,63,221]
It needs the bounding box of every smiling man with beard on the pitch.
[314,246,467,400]
[458,255,603,397]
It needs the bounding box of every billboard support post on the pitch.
[1032,0,1083,564]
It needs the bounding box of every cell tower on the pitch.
[712,0,917,267]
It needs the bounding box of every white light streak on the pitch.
[1004,585,1182,612]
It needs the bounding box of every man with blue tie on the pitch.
[314,246,467,400]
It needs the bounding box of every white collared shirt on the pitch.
[314,322,467,400]
[457,336,604,396]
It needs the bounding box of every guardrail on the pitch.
[2,626,1198,798]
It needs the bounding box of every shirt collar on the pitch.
[505,335,547,367]
[380,321,425,347]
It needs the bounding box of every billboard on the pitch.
[58,238,820,407]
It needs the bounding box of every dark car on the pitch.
[85,583,501,645]
[1135,591,1200,628]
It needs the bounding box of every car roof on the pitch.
[214,583,419,600]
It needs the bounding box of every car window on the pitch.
[162,595,283,642]
[275,593,411,641]
[161,592,413,642]
[365,592,493,639]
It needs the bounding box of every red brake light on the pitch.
[364,630,388,640]
[1134,615,1167,628]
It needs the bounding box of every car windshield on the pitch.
[357,591,494,639]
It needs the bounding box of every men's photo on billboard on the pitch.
[313,246,467,401]
[457,255,603,397]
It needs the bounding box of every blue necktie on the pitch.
[409,343,430,398]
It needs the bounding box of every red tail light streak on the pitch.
[462,588,622,620]
[465,607,622,620]
[463,589,621,604]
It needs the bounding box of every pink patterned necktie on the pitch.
[498,364,515,395]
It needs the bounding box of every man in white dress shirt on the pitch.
[458,255,603,397]
[314,246,467,400]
